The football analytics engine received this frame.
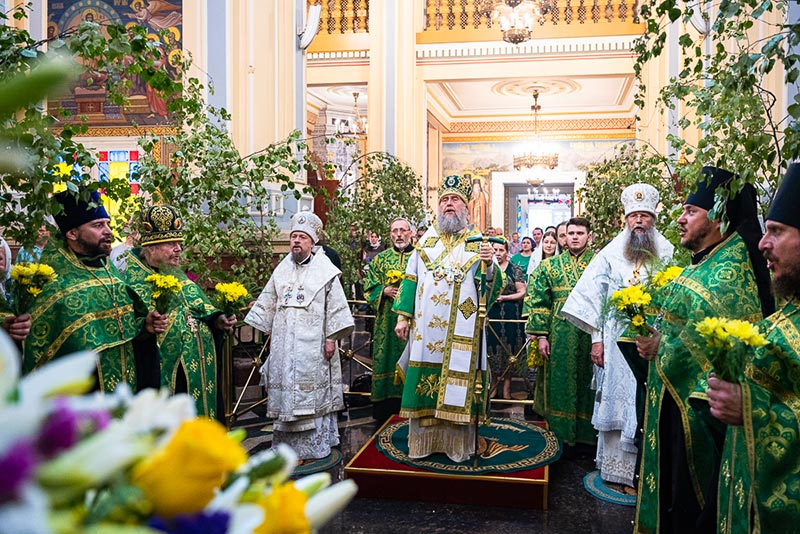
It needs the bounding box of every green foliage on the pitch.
[0,3,180,248]
[134,73,311,294]
[323,152,430,293]
[577,143,691,264]
[633,0,799,225]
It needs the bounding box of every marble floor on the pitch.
[236,401,636,534]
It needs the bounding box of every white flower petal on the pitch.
[18,351,96,404]
[0,484,51,534]
[226,503,264,534]
[0,330,20,405]
[305,479,357,528]
[293,472,331,497]
[0,403,47,453]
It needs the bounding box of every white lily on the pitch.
[121,388,195,440]
[305,479,358,529]
[237,443,297,485]
[18,351,97,405]
[0,483,51,534]
[0,330,20,405]
[37,421,153,505]
[206,477,264,534]
[294,472,331,498]
[0,402,47,454]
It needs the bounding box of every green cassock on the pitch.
[717,300,800,534]
[23,241,146,392]
[523,248,596,446]
[123,249,221,418]
[635,234,765,534]
[363,246,412,402]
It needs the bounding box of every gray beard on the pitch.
[438,210,468,236]
[624,226,658,264]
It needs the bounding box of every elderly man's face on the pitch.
[290,231,314,262]
[626,211,655,234]
[146,241,182,268]
[439,194,466,216]
[390,220,413,249]
[759,220,800,299]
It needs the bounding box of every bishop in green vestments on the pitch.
[524,217,596,446]
[393,175,503,463]
[23,191,166,392]
[120,205,236,418]
[708,163,800,534]
[363,217,415,422]
[634,167,774,534]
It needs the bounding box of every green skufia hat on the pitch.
[140,205,184,246]
[767,163,800,229]
[438,174,472,203]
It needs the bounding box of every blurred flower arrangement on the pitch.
[649,265,683,290]
[385,270,403,286]
[693,316,769,381]
[1,263,57,315]
[0,331,357,534]
[214,282,250,318]
[144,273,182,314]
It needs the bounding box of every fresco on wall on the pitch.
[441,138,633,175]
[47,0,183,127]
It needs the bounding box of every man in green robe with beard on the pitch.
[708,163,800,534]
[634,167,774,534]
[524,217,596,446]
[363,217,415,422]
[120,205,236,418]
[23,190,167,391]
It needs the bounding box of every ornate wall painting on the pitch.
[47,0,183,128]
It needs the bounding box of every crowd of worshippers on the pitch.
[3,163,800,533]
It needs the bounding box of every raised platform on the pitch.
[344,416,556,510]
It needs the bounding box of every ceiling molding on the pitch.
[307,50,370,61]
[447,117,635,133]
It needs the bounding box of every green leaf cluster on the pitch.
[633,0,799,224]
[322,152,430,293]
[0,4,181,248]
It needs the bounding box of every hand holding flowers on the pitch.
[144,273,182,314]
[694,316,769,382]
[214,282,250,318]
[2,262,57,315]
[385,269,403,286]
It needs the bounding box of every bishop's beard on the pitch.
[624,225,658,264]
[438,209,469,236]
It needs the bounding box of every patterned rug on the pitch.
[375,418,561,475]
[583,470,637,506]
[293,449,343,476]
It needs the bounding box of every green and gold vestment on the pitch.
[23,241,147,392]
[363,246,412,403]
[524,248,596,446]
[635,234,764,534]
[123,250,221,418]
[717,300,800,534]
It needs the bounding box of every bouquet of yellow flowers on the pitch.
[609,284,653,336]
[144,273,182,313]
[694,316,769,381]
[0,331,358,534]
[649,265,684,290]
[3,262,58,315]
[385,269,403,286]
[214,281,251,317]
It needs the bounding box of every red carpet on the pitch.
[344,416,551,509]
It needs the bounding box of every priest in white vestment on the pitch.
[561,183,674,489]
[245,211,354,460]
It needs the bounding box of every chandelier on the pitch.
[514,90,559,171]
[491,0,546,45]
[350,92,368,136]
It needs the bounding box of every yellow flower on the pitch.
[215,282,250,302]
[724,319,769,348]
[632,314,645,327]
[27,287,42,297]
[254,482,310,534]
[385,270,404,285]
[131,418,248,518]
[651,266,684,288]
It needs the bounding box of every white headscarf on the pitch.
[0,236,11,282]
